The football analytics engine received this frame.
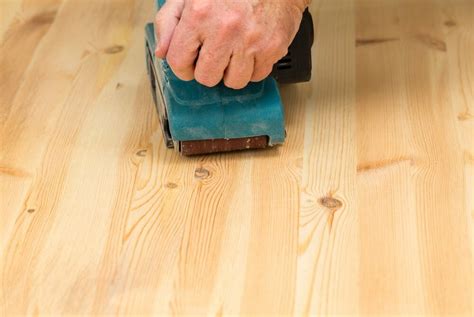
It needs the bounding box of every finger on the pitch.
[251,36,289,82]
[223,53,255,89]
[166,21,201,81]
[154,0,185,59]
[194,40,233,87]
[250,60,274,82]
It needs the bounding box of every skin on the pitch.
[155,0,310,89]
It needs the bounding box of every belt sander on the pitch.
[145,0,314,155]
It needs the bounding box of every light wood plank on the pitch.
[0,0,472,315]
[295,0,358,315]
[356,0,472,314]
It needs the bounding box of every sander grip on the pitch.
[271,9,314,84]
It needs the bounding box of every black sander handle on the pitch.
[271,9,314,84]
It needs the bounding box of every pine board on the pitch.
[0,0,472,315]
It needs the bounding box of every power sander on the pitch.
[145,0,314,156]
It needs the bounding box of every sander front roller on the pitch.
[145,0,314,156]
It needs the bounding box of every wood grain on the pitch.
[0,0,472,315]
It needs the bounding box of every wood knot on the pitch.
[30,10,58,25]
[136,149,147,157]
[464,151,474,165]
[116,82,123,90]
[165,182,178,189]
[415,34,447,52]
[319,196,343,210]
[194,168,210,180]
[458,111,473,121]
[356,37,399,47]
[27,208,36,213]
[104,45,124,54]
[444,20,457,27]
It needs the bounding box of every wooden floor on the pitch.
[1,0,473,315]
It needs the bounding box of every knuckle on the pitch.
[219,13,241,32]
[214,11,245,40]
[199,50,216,63]
[263,41,288,62]
[189,1,211,19]
[244,30,263,47]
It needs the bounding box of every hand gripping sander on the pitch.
[145,0,314,156]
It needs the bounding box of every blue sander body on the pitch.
[145,0,313,155]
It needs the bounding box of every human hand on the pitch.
[155,0,309,89]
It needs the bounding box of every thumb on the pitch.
[154,0,184,59]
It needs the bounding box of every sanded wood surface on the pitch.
[0,0,472,315]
